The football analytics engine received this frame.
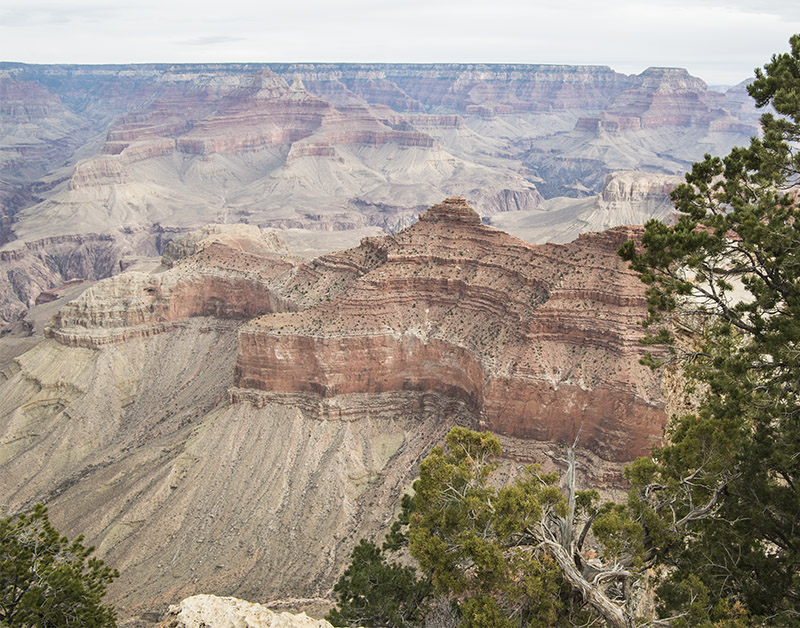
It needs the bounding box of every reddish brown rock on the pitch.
[46,225,298,347]
[0,201,674,620]
[234,198,665,462]
[417,196,482,224]
[40,199,664,461]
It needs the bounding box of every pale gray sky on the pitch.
[1,0,798,85]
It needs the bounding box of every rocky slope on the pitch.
[46,224,295,347]
[0,200,664,622]
[490,169,684,243]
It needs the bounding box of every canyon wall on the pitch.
[0,201,666,622]
[234,199,664,462]
[0,62,757,323]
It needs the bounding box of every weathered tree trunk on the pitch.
[542,538,631,628]
[544,439,637,628]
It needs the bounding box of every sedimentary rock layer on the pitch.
[45,225,297,347]
[1,62,757,250]
[0,199,669,622]
[40,200,664,462]
[235,198,664,461]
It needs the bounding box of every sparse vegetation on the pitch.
[619,33,800,626]
[0,504,119,628]
[326,537,432,628]
[330,428,653,627]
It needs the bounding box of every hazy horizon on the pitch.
[1,1,798,86]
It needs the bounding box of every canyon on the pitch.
[0,61,756,624]
[0,199,663,622]
[0,62,757,322]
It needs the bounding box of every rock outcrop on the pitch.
[0,62,759,330]
[160,224,290,268]
[46,225,296,347]
[490,170,683,244]
[234,198,664,461]
[40,200,664,461]
[163,595,334,628]
[0,233,145,323]
[575,67,744,132]
[600,170,682,204]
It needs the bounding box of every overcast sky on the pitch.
[1,0,798,85]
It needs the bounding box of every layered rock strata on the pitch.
[38,198,664,462]
[234,198,664,461]
[46,225,296,347]
[2,62,758,253]
[0,63,760,332]
[489,170,684,244]
[4,200,666,622]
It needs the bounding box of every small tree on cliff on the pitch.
[408,427,649,628]
[328,427,653,628]
[326,494,432,628]
[326,537,432,628]
[0,504,118,628]
[619,34,800,625]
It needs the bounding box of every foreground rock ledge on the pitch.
[163,595,336,628]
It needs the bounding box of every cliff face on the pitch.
[234,198,663,461]
[0,232,148,323]
[37,200,665,462]
[489,169,684,245]
[0,201,665,621]
[46,225,297,347]
[575,67,727,131]
[1,62,756,247]
[39,199,664,462]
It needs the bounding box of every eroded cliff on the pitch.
[234,198,663,461]
[1,200,664,622]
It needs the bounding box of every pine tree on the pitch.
[0,504,119,628]
[619,34,800,626]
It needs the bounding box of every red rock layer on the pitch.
[38,199,664,461]
[46,237,298,347]
[234,198,665,462]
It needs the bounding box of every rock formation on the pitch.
[0,62,758,324]
[163,595,334,628]
[0,232,155,324]
[234,198,663,462]
[39,200,663,463]
[46,225,296,347]
[490,170,683,244]
[0,200,669,622]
